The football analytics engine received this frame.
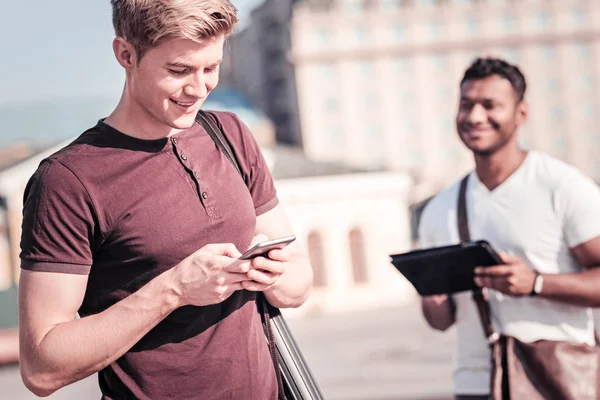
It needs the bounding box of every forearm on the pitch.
[264,253,312,308]
[421,295,455,331]
[539,268,600,307]
[21,269,180,395]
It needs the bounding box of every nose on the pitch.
[466,103,487,125]
[184,72,209,99]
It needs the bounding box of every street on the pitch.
[0,299,456,399]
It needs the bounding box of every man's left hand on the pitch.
[474,252,537,296]
[242,234,291,292]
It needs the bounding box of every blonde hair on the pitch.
[111,0,238,60]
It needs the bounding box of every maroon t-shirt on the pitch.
[20,111,279,400]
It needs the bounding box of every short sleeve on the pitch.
[417,202,436,249]
[555,169,600,248]
[213,112,279,216]
[20,160,97,275]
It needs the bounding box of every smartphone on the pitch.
[239,235,296,260]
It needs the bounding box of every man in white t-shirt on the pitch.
[419,57,600,400]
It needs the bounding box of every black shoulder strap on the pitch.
[457,174,498,345]
[195,110,287,400]
[195,110,242,176]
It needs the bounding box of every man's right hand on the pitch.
[170,243,252,307]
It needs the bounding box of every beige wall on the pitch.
[276,171,417,316]
[290,0,600,185]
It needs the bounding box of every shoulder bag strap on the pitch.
[457,174,499,345]
[195,110,287,400]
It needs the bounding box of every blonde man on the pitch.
[18,1,313,399]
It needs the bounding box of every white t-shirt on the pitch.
[418,151,600,395]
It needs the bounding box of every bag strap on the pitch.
[195,110,287,400]
[457,174,499,345]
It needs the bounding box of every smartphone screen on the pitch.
[239,235,296,260]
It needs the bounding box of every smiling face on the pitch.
[456,75,528,156]
[116,35,224,133]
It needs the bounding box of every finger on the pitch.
[249,234,269,250]
[222,273,252,285]
[251,257,285,275]
[474,265,512,277]
[241,280,271,292]
[266,248,293,263]
[202,243,242,258]
[499,252,519,264]
[222,258,252,274]
[247,269,279,286]
[474,276,496,288]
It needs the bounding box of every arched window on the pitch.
[349,228,368,284]
[307,231,326,288]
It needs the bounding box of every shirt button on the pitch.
[194,171,199,178]
[202,192,208,199]
[181,154,187,161]
[172,138,177,144]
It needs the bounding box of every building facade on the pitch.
[231,0,600,190]
[224,0,303,144]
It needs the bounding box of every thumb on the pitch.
[203,243,242,258]
[248,234,269,250]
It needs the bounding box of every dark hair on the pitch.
[460,57,527,101]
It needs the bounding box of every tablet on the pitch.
[390,240,503,296]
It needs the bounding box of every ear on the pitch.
[112,37,137,70]
[515,100,529,127]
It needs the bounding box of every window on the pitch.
[307,232,327,288]
[519,134,532,150]
[466,16,479,34]
[395,57,411,73]
[325,97,339,112]
[349,228,368,284]
[317,63,336,80]
[359,61,375,77]
[355,27,369,44]
[381,0,401,11]
[500,47,520,64]
[580,74,595,90]
[503,14,516,32]
[584,103,596,119]
[390,23,404,42]
[542,45,555,61]
[551,135,567,151]
[571,7,587,27]
[316,28,331,46]
[429,20,442,39]
[433,53,449,71]
[343,0,364,13]
[575,42,591,59]
[550,107,564,122]
[400,89,413,106]
[365,92,378,108]
[536,11,550,30]
[547,78,559,92]
[368,124,382,137]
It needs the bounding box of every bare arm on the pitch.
[421,294,456,331]
[539,236,600,307]
[19,244,252,397]
[242,204,313,308]
[19,269,178,396]
[474,237,600,307]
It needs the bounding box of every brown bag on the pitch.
[457,175,600,400]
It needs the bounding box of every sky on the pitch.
[0,0,265,106]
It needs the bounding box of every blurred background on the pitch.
[0,0,599,399]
